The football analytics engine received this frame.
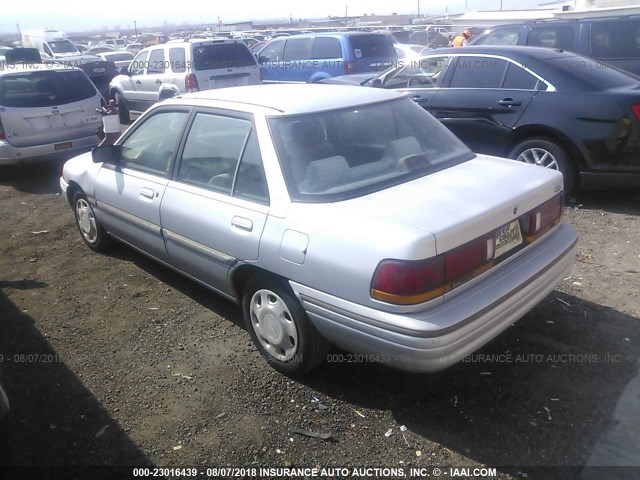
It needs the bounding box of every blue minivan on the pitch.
[257,32,398,83]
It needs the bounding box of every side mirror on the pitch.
[92,144,122,164]
[371,78,383,88]
[120,66,130,75]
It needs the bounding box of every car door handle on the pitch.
[155,79,162,85]
[498,98,522,107]
[411,95,424,102]
[139,187,155,200]
[231,216,253,232]
[135,80,142,85]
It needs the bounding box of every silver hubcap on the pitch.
[249,289,298,362]
[76,198,98,244]
[517,147,559,170]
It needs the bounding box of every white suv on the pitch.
[108,38,261,124]
[0,64,102,168]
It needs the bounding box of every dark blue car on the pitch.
[257,32,398,83]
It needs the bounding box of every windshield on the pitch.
[48,40,79,54]
[0,70,96,108]
[103,52,134,62]
[193,43,256,70]
[269,98,474,202]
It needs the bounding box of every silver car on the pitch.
[60,84,577,375]
[0,64,102,167]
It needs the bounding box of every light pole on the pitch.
[418,0,420,18]
[134,20,138,37]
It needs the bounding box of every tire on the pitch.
[72,190,111,252]
[508,137,577,194]
[115,92,131,125]
[242,275,331,375]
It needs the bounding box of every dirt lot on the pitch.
[0,161,639,480]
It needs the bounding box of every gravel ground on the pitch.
[0,161,639,480]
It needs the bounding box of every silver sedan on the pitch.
[60,84,577,375]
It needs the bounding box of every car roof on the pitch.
[428,45,579,60]
[0,63,82,74]
[270,31,388,40]
[178,84,405,114]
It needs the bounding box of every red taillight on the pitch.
[185,74,199,93]
[371,236,495,305]
[371,257,445,305]
[445,235,495,284]
[520,193,563,243]
[344,61,357,75]
[632,104,640,120]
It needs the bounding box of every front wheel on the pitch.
[242,275,330,375]
[73,191,111,252]
[115,92,130,125]
[508,137,577,193]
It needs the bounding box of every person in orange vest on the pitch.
[452,28,473,47]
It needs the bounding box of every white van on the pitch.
[21,28,80,59]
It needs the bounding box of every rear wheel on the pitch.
[242,275,330,375]
[508,137,577,193]
[115,92,130,125]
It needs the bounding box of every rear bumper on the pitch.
[0,135,99,166]
[291,223,578,373]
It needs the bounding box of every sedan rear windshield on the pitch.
[0,70,96,108]
[269,98,474,202]
[349,35,396,58]
[193,43,257,70]
[544,55,640,89]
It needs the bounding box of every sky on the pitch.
[1,0,542,34]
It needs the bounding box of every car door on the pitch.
[382,55,452,109]
[161,110,269,297]
[429,55,537,156]
[120,49,149,112]
[137,48,166,109]
[93,109,190,261]
[257,39,285,83]
[281,37,313,82]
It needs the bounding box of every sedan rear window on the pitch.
[0,70,96,108]
[269,98,474,202]
[193,43,257,70]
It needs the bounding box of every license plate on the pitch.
[54,142,72,151]
[495,220,523,258]
[93,67,106,74]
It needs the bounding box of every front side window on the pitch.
[269,98,474,202]
[147,49,165,74]
[449,56,508,88]
[119,111,189,176]
[502,63,539,90]
[383,56,449,89]
[129,50,149,75]
[258,40,284,63]
[177,113,268,204]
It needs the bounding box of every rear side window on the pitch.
[349,35,396,58]
[0,70,96,108]
[590,20,640,59]
[192,43,256,70]
[449,57,508,88]
[283,38,313,61]
[169,48,186,73]
[502,63,539,89]
[527,26,575,50]
[310,37,342,59]
[473,27,519,46]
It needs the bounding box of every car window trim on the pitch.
[114,106,194,179]
[434,53,556,92]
